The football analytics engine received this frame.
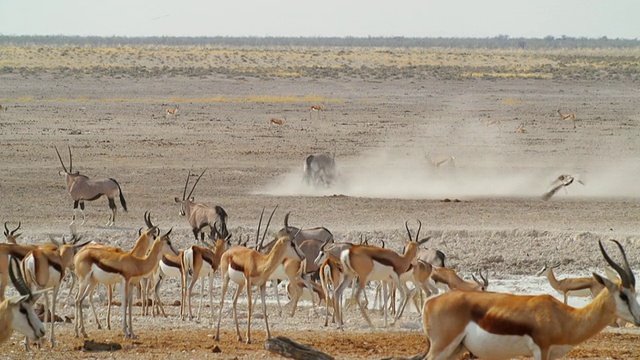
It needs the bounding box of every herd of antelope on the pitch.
[0,147,638,360]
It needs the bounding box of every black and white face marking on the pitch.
[9,296,45,340]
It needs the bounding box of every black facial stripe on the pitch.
[21,303,38,336]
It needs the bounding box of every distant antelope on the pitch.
[558,109,577,129]
[303,152,337,187]
[55,146,128,227]
[165,106,179,118]
[517,123,527,133]
[426,153,456,169]
[309,105,323,119]
[541,174,585,200]
[536,262,604,304]
[174,169,229,241]
[269,118,285,126]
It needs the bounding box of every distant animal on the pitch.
[517,123,527,133]
[269,118,285,126]
[0,105,6,111]
[309,105,324,119]
[426,153,456,169]
[558,109,576,129]
[542,174,584,200]
[165,107,179,118]
[303,152,337,187]
[55,146,128,227]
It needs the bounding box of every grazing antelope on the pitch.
[55,146,128,227]
[426,153,456,169]
[417,247,446,268]
[334,221,428,329]
[422,240,640,360]
[74,227,177,339]
[542,174,585,200]
[181,225,231,321]
[214,208,305,344]
[303,152,337,187]
[22,234,89,348]
[430,266,489,292]
[3,222,21,244]
[174,170,229,241]
[537,262,604,305]
[1,257,45,347]
[165,106,179,118]
[309,105,323,119]
[269,118,285,126]
[558,109,577,129]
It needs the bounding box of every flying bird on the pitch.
[542,174,585,200]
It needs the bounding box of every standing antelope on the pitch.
[181,224,231,321]
[269,118,285,126]
[334,221,428,329]
[1,257,46,347]
[174,170,228,241]
[3,222,21,244]
[55,146,128,227]
[214,208,305,344]
[537,262,604,305]
[309,105,323,119]
[558,109,577,129]
[74,228,177,339]
[22,234,89,348]
[422,240,640,360]
[165,106,179,118]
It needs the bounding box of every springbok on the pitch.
[422,240,640,360]
[334,221,428,329]
[558,109,577,129]
[165,106,179,118]
[55,146,128,227]
[181,224,231,321]
[3,222,21,244]
[303,152,337,187]
[22,234,89,348]
[542,174,585,200]
[309,105,323,119]
[429,266,489,293]
[0,239,60,301]
[269,118,285,126]
[1,257,45,347]
[537,262,604,305]
[214,208,305,344]
[74,227,177,339]
[174,169,229,241]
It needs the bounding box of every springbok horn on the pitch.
[418,236,432,245]
[67,145,73,173]
[609,239,635,287]
[599,240,632,288]
[480,270,489,287]
[144,211,154,229]
[380,239,386,249]
[11,221,21,236]
[415,220,422,242]
[186,169,207,200]
[405,221,413,242]
[284,211,291,231]
[55,146,68,173]
[48,234,61,248]
[8,256,32,297]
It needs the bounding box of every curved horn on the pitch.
[11,221,21,236]
[480,270,489,287]
[138,227,143,236]
[67,145,73,173]
[405,220,413,242]
[48,234,61,248]
[320,237,331,252]
[284,211,291,231]
[260,205,278,249]
[418,236,432,245]
[182,171,192,200]
[8,256,31,297]
[380,239,386,249]
[55,146,68,173]
[471,273,481,285]
[256,207,266,249]
[144,211,154,229]
[162,228,173,238]
[415,220,422,242]
[599,240,633,288]
[3,222,8,237]
[186,169,206,200]
[608,239,635,287]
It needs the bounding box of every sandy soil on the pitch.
[1,51,640,358]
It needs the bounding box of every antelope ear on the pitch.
[189,197,195,202]
[593,273,617,292]
[8,294,30,305]
[174,197,181,203]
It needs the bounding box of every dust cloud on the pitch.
[258,148,640,200]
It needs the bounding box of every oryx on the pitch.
[303,152,337,187]
[174,169,229,241]
[55,146,128,227]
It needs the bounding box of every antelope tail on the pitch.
[110,178,128,211]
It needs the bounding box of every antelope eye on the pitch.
[620,293,629,302]
[20,307,27,314]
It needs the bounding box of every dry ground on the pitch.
[0,45,639,359]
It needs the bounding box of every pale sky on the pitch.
[1,0,638,39]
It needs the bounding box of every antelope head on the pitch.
[55,145,80,176]
[174,169,206,216]
[3,221,21,243]
[596,240,640,325]
[7,256,46,340]
[535,261,561,276]
[471,269,490,291]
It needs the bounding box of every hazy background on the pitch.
[1,0,639,38]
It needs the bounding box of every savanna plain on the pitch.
[0,43,640,359]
